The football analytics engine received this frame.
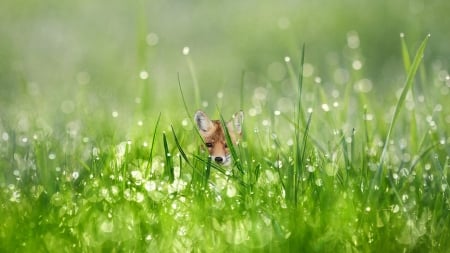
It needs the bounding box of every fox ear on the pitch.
[194,110,213,132]
[231,111,244,134]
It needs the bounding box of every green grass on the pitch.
[1,1,450,252]
[1,32,449,252]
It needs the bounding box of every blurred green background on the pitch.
[1,0,449,128]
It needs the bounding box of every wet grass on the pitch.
[1,33,449,252]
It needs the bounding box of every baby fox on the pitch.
[194,110,244,165]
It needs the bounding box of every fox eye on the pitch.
[224,143,228,148]
[205,143,213,148]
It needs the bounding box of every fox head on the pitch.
[194,110,244,165]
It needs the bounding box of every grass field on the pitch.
[1,1,449,252]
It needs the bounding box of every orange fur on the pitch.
[194,110,243,165]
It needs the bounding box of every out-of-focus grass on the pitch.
[1,1,449,252]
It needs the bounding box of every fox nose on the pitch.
[214,157,224,163]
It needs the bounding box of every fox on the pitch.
[194,110,244,165]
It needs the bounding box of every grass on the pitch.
[1,31,449,252]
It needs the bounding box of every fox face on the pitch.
[194,110,244,165]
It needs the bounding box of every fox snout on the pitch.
[194,110,243,165]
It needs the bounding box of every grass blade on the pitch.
[219,112,244,175]
[170,124,194,169]
[371,34,430,195]
[145,112,161,177]
[400,33,411,73]
[162,132,174,183]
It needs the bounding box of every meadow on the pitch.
[1,1,449,252]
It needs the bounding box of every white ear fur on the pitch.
[232,111,244,134]
[194,110,213,132]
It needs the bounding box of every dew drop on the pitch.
[182,46,190,55]
[1,132,9,141]
[100,220,114,233]
[112,111,119,118]
[352,60,362,70]
[48,153,56,160]
[392,204,400,213]
[226,184,237,197]
[135,192,145,203]
[139,70,149,80]
[321,104,330,112]
[146,33,159,46]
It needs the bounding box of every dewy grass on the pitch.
[0,35,449,252]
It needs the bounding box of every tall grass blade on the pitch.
[294,112,312,206]
[162,132,174,183]
[372,34,429,193]
[170,124,194,169]
[145,112,161,177]
[185,56,201,109]
[219,112,244,175]
[400,33,411,73]
[292,44,306,206]
[178,73,192,120]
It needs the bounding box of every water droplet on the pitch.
[146,33,159,46]
[307,165,315,173]
[321,104,330,112]
[347,31,360,49]
[365,206,371,212]
[72,171,79,180]
[137,120,143,126]
[139,70,149,80]
[135,192,145,203]
[1,132,9,141]
[287,139,294,146]
[177,226,188,236]
[354,79,373,93]
[112,111,119,118]
[274,160,283,169]
[182,46,190,55]
[48,153,56,160]
[402,194,409,202]
[9,190,21,202]
[226,184,237,197]
[131,170,143,181]
[392,204,400,213]
[284,56,290,62]
[145,181,157,192]
[352,60,362,70]
[315,178,323,186]
[100,220,114,233]
[22,137,28,143]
